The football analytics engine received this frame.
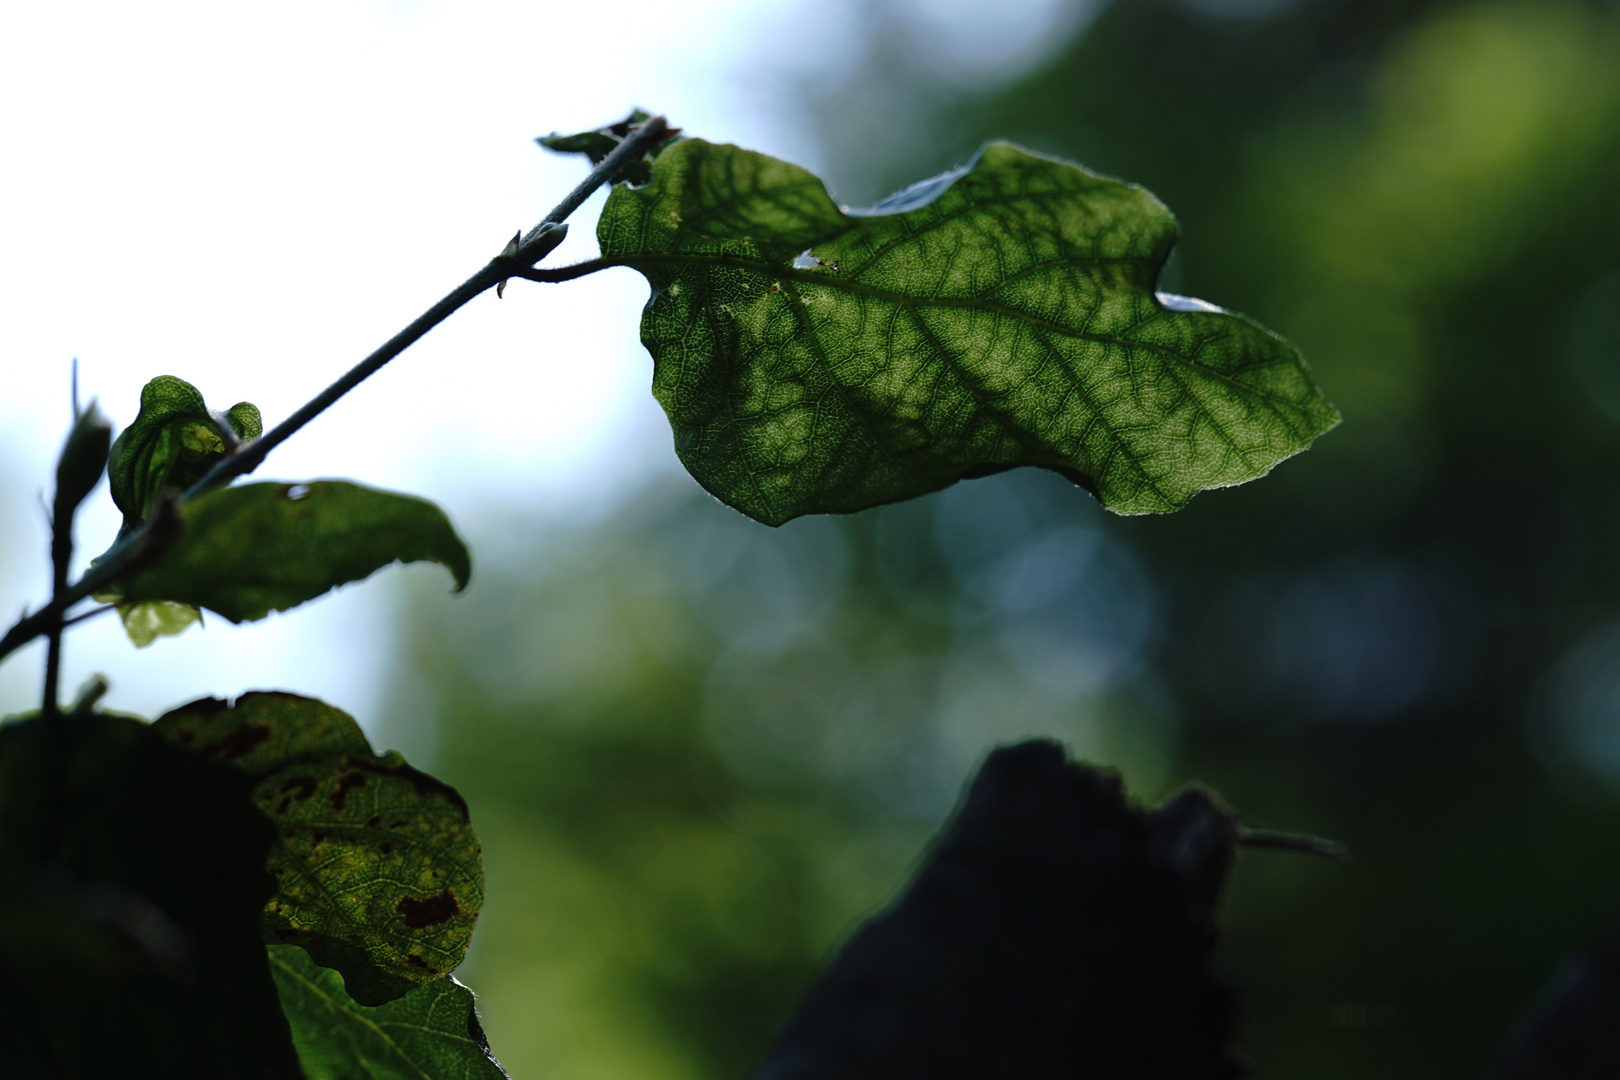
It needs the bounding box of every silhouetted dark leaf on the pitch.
[1493,923,1620,1080]
[0,711,300,1078]
[752,739,1242,1080]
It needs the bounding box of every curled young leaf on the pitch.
[599,140,1339,525]
[538,128,621,162]
[269,944,508,1080]
[111,480,472,624]
[154,693,485,1007]
[107,375,261,533]
[538,108,681,187]
[224,401,264,443]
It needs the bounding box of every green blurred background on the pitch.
[383,2,1620,1077]
[14,0,1616,1076]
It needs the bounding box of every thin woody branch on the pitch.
[0,115,670,667]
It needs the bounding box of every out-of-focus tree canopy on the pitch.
[382,2,1620,1078]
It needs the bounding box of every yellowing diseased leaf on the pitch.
[152,692,371,776]
[256,750,482,1005]
[154,693,484,1007]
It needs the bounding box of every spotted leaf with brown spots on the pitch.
[152,692,370,776]
[154,693,484,1007]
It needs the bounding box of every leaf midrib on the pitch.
[618,251,1307,414]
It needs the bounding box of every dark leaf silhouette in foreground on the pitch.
[1493,922,1620,1080]
[753,739,1243,1080]
[0,712,300,1078]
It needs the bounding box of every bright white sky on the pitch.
[0,0,1087,728]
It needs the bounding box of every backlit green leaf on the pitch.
[598,139,1339,524]
[115,599,202,648]
[108,375,261,533]
[154,693,484,1007]
[112,480,472,623]
[269,944,508,1080]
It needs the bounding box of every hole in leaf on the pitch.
[285,484,311,500]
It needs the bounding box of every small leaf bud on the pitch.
[54,401,113,517]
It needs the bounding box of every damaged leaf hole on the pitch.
[397,888,461,929]
[792,249,837,271]
[329,769,368,810]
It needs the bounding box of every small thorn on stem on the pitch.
[496,230,521,299]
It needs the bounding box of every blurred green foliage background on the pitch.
[7,0,1606,1076]
[392,2,1620,1077]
